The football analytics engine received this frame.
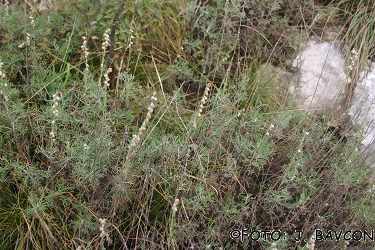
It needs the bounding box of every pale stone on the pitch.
[289,38,348,114]
[37,0,55,11]
[347,62,375,164]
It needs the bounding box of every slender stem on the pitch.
[109,0,127,65]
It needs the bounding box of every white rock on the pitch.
[289,38,348,114]
[36,0,56,12]
[348,62,375,163]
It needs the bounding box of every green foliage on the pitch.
[0,0,374,249]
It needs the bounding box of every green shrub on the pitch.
[0,1,374,249]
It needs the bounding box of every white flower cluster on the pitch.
[172,198,180,212]
[50,91,62,138]
[0,61,8,102]
[193,82,212,128]
[306,233,315,250]
[81,36,89,70]
[51,91,61,117]
[26,33,31,46]
[129,92,158,148]
[103,67,112,87]
[18,33,31,49]
[0,62,5,79]
[127,29,134,48]
[270,242,278,250]
[368,184,375,194]
[29,13,35,27]
[102,28,111,51]
[266,123,275,136]
[99,218,107,238]
[100,29,111,69]
[81,36,89,57]
[348,48,358,71]
[5,0,9,15]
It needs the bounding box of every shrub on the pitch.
[0,1,374,249]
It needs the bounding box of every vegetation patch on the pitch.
[0,0,374,249]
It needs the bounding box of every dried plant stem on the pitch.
[109,0,127,65]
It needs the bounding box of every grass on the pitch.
[1,0,375,249]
